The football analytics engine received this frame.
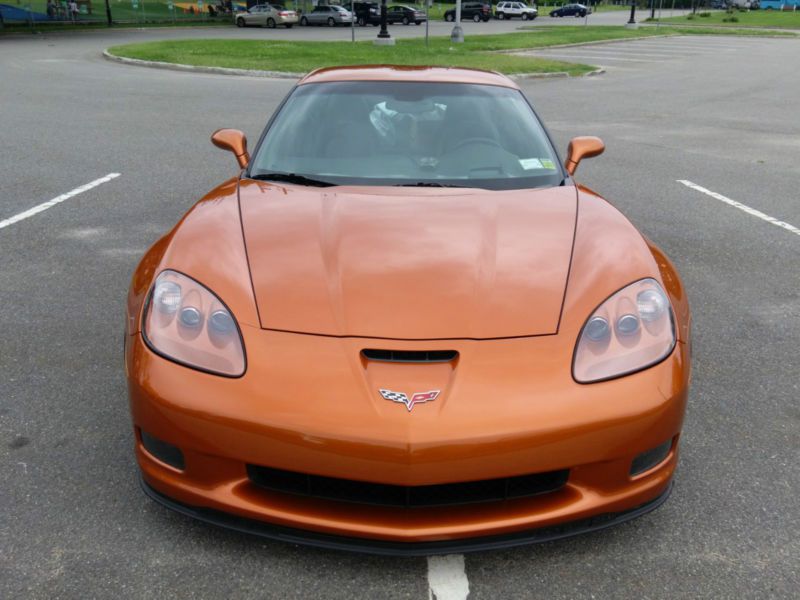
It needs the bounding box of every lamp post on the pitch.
[375,0,394,44]
[626,0,637,28]
[450,0,463,43]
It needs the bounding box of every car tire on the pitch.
[497,12,505,19]
[357,16,365,25]
[266,17,276,28]
[300,16,308,25]
[521,12,528,20]
[327,17,335,26]
[402,16,409,24]
[445,13,454,22]
[473,13,481,22]
[236,17,245,27]
[415,20,421,25]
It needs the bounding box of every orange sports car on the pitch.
[125,66,691,554]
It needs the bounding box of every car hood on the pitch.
[238,180,577,339]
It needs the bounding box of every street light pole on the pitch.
[375,0,395,44]
[626,0,637,27]
[450,0,463,43]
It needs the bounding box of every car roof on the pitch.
[298,65,520,89]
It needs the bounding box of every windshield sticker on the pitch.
[540,159,556,170]
[519,158,543,170]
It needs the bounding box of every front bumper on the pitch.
[141,475,673,556]
[127,326,689,548]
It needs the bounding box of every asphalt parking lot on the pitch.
[1,26,799,599]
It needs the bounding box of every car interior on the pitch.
[252,82,562,188]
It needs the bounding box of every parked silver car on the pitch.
[235,4,298,28]
[299,5,354,26]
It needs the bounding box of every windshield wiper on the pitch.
[394,182,466,188]
[250,173,335,187]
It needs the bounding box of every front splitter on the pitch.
[140,476,673,556]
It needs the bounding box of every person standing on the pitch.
[69,0,79,21]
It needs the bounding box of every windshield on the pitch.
[250,81,563,190]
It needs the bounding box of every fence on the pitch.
[0,0,248,25]
[0,0,711,26]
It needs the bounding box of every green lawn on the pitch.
[108,26,682,77]
[656,9,800,28]
[108,24,796,76]
[109,35,596,76]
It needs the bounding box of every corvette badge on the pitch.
[379,389,440,412]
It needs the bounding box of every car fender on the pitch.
[126,177,260,334]
[560,187,689,344]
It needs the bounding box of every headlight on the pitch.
[143,270,246,377]
[573,278,675,383]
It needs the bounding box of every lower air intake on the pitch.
[247,465,568,508]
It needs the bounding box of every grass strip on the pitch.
[108,26,677,76]
[653,10,800,29]
[107,24,797,77]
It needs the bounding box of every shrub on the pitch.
[698,11,711,17]
[722,15,739,21]
[686,13,695,19]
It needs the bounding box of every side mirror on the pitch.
[211,129,249,169]
[565,136,605,176]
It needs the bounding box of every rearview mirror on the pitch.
[565,136,605,176]
[211,129,250,169]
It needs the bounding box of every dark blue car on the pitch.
[550,3,591,17]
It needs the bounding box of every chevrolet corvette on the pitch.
[125,66,691,555]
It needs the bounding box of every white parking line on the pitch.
[0,173,121,230]
[547,48,674,58]
[534,53,656,63]
[678,180,800,237]
[427,555,470,600]
[630,41,742,50]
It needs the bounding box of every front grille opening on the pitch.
[140,429,185,471]
[247,465,568,508]
[362,349,459,363]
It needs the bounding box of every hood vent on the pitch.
[362,349,458,363]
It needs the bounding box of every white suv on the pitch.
[495,1,538,20]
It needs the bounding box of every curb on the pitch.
[509,67,605,79]
[102,50,304,79]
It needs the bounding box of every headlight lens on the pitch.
[143,270,246,377]
[573,278,675,383]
